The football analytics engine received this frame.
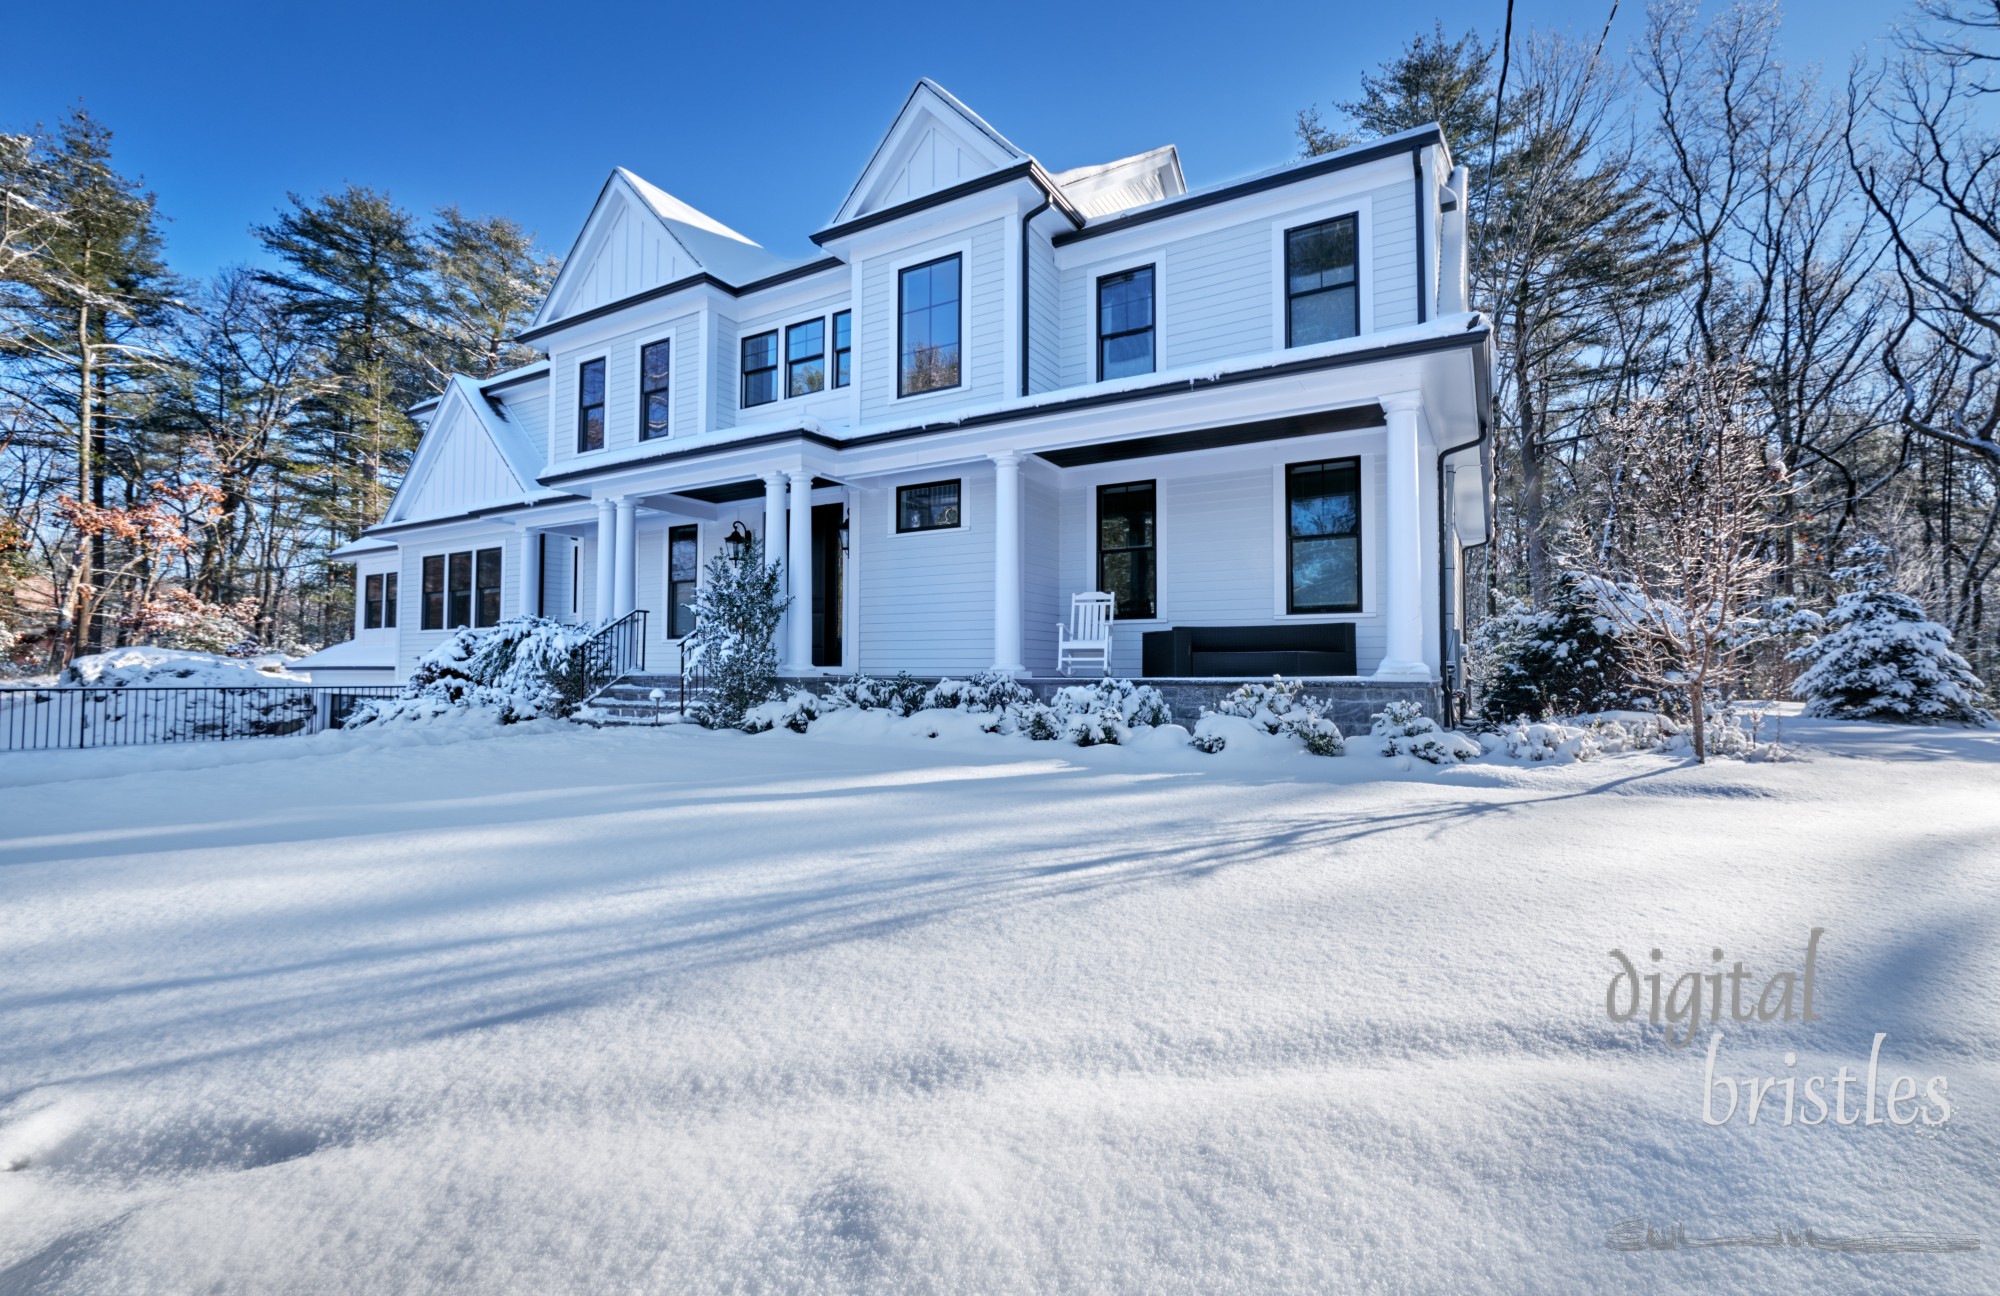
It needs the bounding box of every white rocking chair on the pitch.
[1056,591,1115,676]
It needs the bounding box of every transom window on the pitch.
[640,339,671,440]
[1285,215,1360,346]
[832,310,852,388]
[898,254,961,396]
[896,479,961,532]
[577,357,606,452]
[1097,481,1156,619]
[362,572,398,630]
[421,546,504,630]
[1097,266,1156,381]
[1286,458,1361,613]
[741,331,778,408]
[786,319,826,397]
[668,525,699,639]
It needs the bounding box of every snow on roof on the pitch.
[1051,146,1187,218]
[911,78,1028,162]
[291,638,396,671]
[614,168,792,284]
[328,537,398,560]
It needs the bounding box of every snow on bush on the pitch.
[685,534,789,729]
[821,671,931,717]
[1196,676,1345,756]
[59,645,305,688]
[1370,699,1479,764]
[1490,717,1601,763]
[742,689,821,734]
[920,670,1037,715]
[349,617,595,727]
[810,672,1172,747]
[1788,539,1992,725]
[1469,574,1627,723]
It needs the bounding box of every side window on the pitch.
[1285,215,1359,346]
[639,339,671,440]
[577,357,606,451]
[898,254,962,396]
[448,551,473,628]
[383,572,398,628]
[422,555,445,630]
[1096,481,1157,618]
[742,331,778,408]
[832,310,852,388]
[364,573,384,629]
[1097,267,1155,380]
[896,480,961,532]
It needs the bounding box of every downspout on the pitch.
[1019,192,1053,397]
[1412,151,1429,324]
[1437,417,1488,727]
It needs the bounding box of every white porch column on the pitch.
[1377,391,1429,679]
[518,528,542,619]
[761,470,787,647]
[613,497,638,618]
[593,499,616,626]
[991,451,1025,674]
[786,469,814,672]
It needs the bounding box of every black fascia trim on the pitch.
[1040,405,1382,468]
[516,257,845,344]
[812,160,1082,247]
[1052,127,1443,247]
[533,326,1490,488]
[482,367,550,395]
[356,491,587,540]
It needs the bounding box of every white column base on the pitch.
[1372,660,1434,681]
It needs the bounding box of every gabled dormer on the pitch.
[828,79,1030,228]
[383,377,545,525]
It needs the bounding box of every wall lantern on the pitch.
[724,520,753,559]
[838,513,850,555]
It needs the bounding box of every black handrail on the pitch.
[677,638,708,714]
[568,609,648,705]
[0,684,403,753]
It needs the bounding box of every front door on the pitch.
[811,503,844,667]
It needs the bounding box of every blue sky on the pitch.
[4,0,1908,281]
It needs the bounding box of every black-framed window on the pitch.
[741,331,777,407]
[896,479,961,532]
[1097,481,1156,619]
[832,310,852,388]
[640,339,671,440]
[423,547,503,629]
[1097,266,1155,381]
[570,545,580,616]
[786,319,825,397]
[1285,215,1360,346]
[363,572,397,629]
[577,357,606,451]
[898,254,961,396]
[668,524,699,639]
[1286,458,1361,613]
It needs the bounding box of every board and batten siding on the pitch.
[553,200,695,321]
[399,406,522,522]
[854,466,996,676]
[857,219,1007,424]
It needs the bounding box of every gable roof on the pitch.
[829,79,1030,228]
[1052,145,1187,218]
[383,376,544,526]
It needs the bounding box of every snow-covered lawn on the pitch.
[1,713,1996,1293]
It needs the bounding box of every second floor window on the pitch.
[832,310,852,388]
[898,254,961,396]
[640,339,671,440]
[787,319,825,396]
[577,358,606,452]
[1285,215,1359,346]
[742,331,778,407]
[1098,266,1156,381]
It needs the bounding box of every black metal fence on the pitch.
[571,609,648,705]
[0,685,403,753]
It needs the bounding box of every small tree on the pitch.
[1472,571,1627,723]
[686,535,789,728]
[1583,362,1790,761]
[1790,539,1992,724]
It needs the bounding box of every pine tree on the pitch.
[1473,571,1626,722]
[686,536,790,728]
[1298,23,1499,168]
[1790,539,1992,724]
[424,206,557,381]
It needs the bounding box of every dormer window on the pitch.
[640,339,671,439]
[1285,215,1359,346]
[577,358,606,452]
[787,319,826,396]
[1098,266,1155,380]
[898,254,961,396]
[742,331,778,408]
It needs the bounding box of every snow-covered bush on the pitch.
[1022,679,1173,746]
[1788,539,1992,725]
[742,689,821,734]
[1371,699,1479,764]
[1469,574,1627,724]
[350,617,595,726]
[1205,676,1345,755]
[1494,717,1601,763]
[686,535,790,729]
[920,670,1037,715]
[821,671,930,717]
[1189,718,1230,753]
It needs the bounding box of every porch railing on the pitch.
[677,638,709,715]
[0,684,403,753]
[570,609,648,704]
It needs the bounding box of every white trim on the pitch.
[1083,473,1166,626]
[1270,195,1374,348]
[569,350,613,458]
[885,473,971,537]
[1269,454,1379,622]
[628,326,683,443]
[1078,251,1168,384]
[881,238,973,405]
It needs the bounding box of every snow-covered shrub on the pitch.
[821,671,929,716]
[1371,699,1479,764]
[921,669,1036,714]
[1469,574,1626,724]
[686,535,790,729]
[1287,713,1347,756]
[1208,676,1345,755]
[1189,716,1230,753]
[1495,717,1601,763]
[351,617,595,726]
[1011,700,1062,741]
[1788,540,1992,725]
[742,688,821,734]
[59,645,304,688]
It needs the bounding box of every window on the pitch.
[422,547,504,629]
[786,319,825,397]
[1097,481,1157,619]
[1286,458,1361,613]
[896,479,961,532]
[1285,215,1359,346]
[640,339,671,440]
[741,331,777,407]
[362,572,398,629]
[571,545,580,616]
[1097,267,1155,380]
[668,525,699,639]
[832,310,852,388]
[577,357,606,451]
[898,254,961,395]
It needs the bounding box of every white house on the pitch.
[296,80,1493,717]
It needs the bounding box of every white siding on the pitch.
[395,530,523,677]
[546,310,702,471]
[553,200,695,321]
[854,466,995,675]
[858,218,1007,424]
[1021,468,1059,672]
[494,386,550,465]
[1365,178,1420,330]
[399,405,521,522]
[712,315,738,431]
[865,124,994,213]
[1025,220,1060,395]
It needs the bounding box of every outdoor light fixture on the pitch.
[838,513,850,555]
[724,520,753,557]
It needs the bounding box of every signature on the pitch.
[1609,1218,1980,1254]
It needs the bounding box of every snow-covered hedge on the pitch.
[348,618,597,727]
[1191,677,1346,756]
[1371,699,1480,764]
[789,671,1175,747]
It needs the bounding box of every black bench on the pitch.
[1140,623,1357,678]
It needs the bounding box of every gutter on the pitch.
[1413,152,1429,325]
[1019,190,1053,397]
[1434,327,1492,727]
